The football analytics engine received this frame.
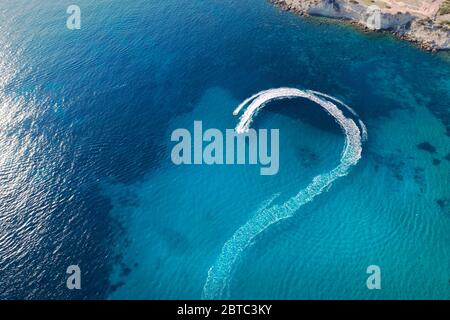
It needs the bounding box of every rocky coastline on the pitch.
[270,0,450,51]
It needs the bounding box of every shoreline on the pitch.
[270,0,450,52]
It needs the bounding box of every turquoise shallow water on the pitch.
[0,0,449,299]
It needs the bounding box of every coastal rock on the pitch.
[270,0,450,51]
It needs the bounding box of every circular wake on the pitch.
[202,88,364,299]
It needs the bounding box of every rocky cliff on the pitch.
[271,0,450,51]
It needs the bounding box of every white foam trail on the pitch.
[359,119,368,141]
[308,90,358,117]
[233,91,265,116]
[308,90,367,142]
[202,88,364,299]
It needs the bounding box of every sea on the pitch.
[0,0,449,299]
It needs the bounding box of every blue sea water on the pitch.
[0,0,449,299]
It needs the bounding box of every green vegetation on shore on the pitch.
[439,0,450,15]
